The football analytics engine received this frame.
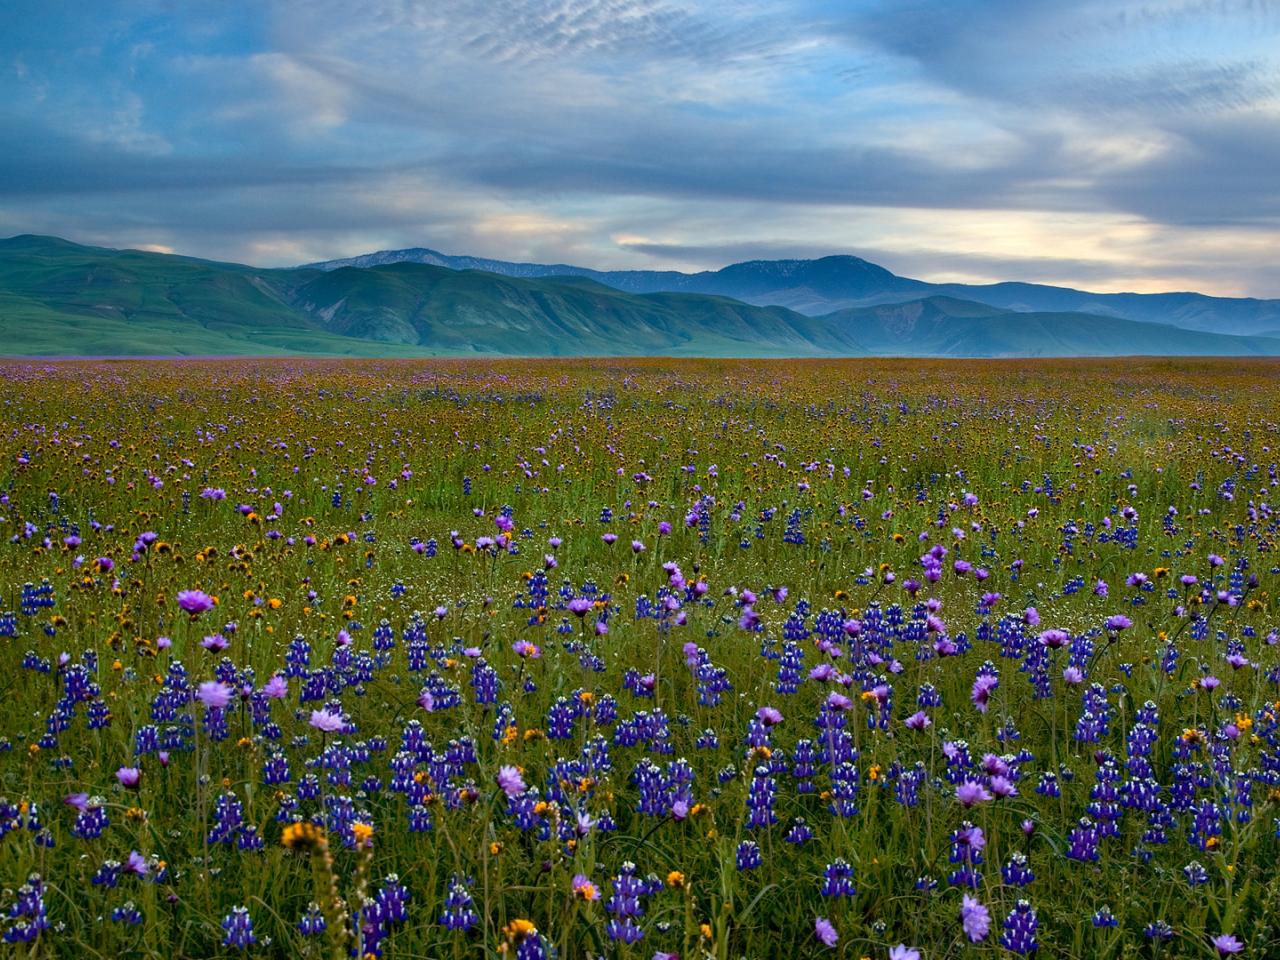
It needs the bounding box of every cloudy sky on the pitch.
[2,1,1278,295]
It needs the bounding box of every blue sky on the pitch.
[2,0,1278,295]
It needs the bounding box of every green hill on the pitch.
[2,235,1277,358]
[305,245,1280,335]
[287,262,846,356]
[0,236,852,357]
[822,296,1280,357]
[0,235,431,356]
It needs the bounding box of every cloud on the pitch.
[0,0,1277,298]
[234,52,353,134]
[1095,109,1280,225]
[839,0,1280,115]
[281,0,788,69]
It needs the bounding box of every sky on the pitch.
[1,0,1278,296]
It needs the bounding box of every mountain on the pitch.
[824,297,1280,357]
[0,235,845,357]
[302,249,927,306]
[0,235,439,357]
[305,248,1280,336]
[300,246,693,291]
[4,235,1280,358]
[283,262,845,356]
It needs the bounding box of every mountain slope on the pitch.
[827,297,1280,357]
[304,247,1280,335]
[0,236,852,357]
[302,249,928,306]
[300,246,693,291]
[916,282,1280,336]
[0,234,311,334]
[5,235,1280,358]
[285,262,851,356]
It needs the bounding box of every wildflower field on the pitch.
[3,356,1280,960]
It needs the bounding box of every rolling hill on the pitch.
[305,247,1280,336]
[4,235,1279,358]
[0,235,845,357]
[823,297,1280,357]
[0,235,444,357]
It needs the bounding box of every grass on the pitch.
[0,356,1278,959]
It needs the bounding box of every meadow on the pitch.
[0,356,1277,959]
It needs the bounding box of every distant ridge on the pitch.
[304,248,1280,336]
[2,234,1278,358]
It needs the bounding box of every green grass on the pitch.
[0,357,1279,958]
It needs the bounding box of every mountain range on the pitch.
[305,247,1280,337]
[1,233,1277,358]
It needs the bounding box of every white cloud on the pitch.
[1,0,1278,297]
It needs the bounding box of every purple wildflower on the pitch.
[177,590,215,615]
[497,765,527,797]
[961,894,990,942]
[815,917,838,948]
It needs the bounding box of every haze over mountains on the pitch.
[3,234,1279,359]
